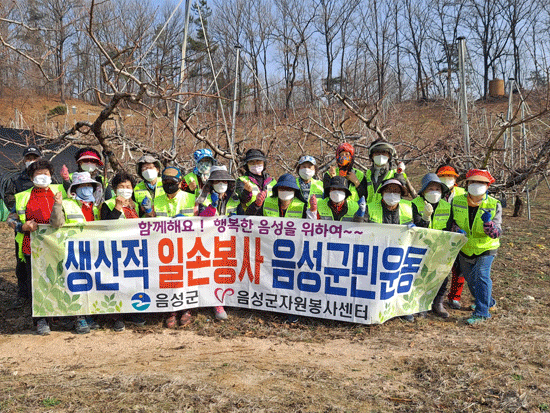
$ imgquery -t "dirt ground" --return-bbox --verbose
[1,193,550,413]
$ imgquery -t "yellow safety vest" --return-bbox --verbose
[324,168,364,201]
[238,175,277,208]
[452,194,500,256]
[154,191,196,217]
[412,197,451,230]
[61,198,99,223]
[262,196,305,218]
[317,198,359,221]
[134,179,164,205]
[367,199,413,225]
[201,193,240,216]
[103,198,138,219]
[365,169,408,204]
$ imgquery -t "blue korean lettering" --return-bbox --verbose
[123,269,150,289]
[94,241,112,269]
[350,244,376,300]
[95,271,119,290]
[272,239,296,290]
[380,247,404,299]
[65,240,78,270]
[297,272,321,292]
[324,243,350,296]
[67,271,93,292]
[297,241,322,271]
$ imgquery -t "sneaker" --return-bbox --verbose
[214,306,228,321]
[113,319,125,332]
[36,318,51,335]
[467,315,488,325]
[402,314,415,322]
[126,315,146,326]
[470,304,496,311]
[179,311,193,327]
[165,313,177,329]
[448,300,461,310]
[75,317,90,334]
[85,316,100,330]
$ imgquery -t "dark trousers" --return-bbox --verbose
[15,241,32,300]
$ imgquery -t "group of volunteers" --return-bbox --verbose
[4,139,502,335]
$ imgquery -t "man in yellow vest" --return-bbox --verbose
[144,167,196,218]
[450,169,501,325]
[412,173,452,318]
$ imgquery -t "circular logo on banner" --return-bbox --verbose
[131,293,151,311]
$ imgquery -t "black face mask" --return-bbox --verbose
[163,181,180,195]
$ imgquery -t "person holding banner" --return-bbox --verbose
[436,164,467,310]
[50,171,103,334]
[133,155,165,217]
[295,155,324,204]
[246,173,311,219]
[235,149,276,215]
[450,169,502,325]
[412,173,452,318]
[7,159,65,335]
[317,176,359,221]
[183,149,216,197]
[196,165,239,217]
[324,142,363,201]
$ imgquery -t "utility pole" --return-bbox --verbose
[229,45,242,174]
[457,37,471,168]
[171,0,192,158]
[505,78,515,168]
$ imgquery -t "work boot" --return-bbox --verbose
[432,296,449,318]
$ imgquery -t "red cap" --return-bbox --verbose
[336,142,354,158]
[465,169,495,185]
[77,150,104,166]
[436,165,459,178]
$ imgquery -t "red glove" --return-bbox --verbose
[255,190,267,206]
[309,194,317,212]
[61,164,70,181]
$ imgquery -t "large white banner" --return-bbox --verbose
[31,216,466,324]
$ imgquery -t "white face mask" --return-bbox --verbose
[299,168,315,180]
[81,163,97,173]
[33,174,52,188]
[440,177,455,188]
[373,155,389,167]
[468,183,487,197]
[329,190,346,203]
[213,182,228,194]
[116,188,133,200]
[142,168,158,182]
[249,164,264,175]
[424,190,442,204]
[383,192,400,206]
[278,190,294,201]
[25,161,35,169]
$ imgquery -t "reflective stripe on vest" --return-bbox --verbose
[367,200,412,224]
[262,196,304,218]
[134,179,164,205]
[62,199,98,223]
[317,198,359,221]
[154,191,196,217]
[239,175,276,208]
[452,194,500,255]
[15,184,65,223]
[412,197,451,230]
[365,169,408,204]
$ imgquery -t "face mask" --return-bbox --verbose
[299,168,315,180]
[337,153,352,167]
[25,161,36,169]
[468,183,487,197]
[329,190,346,203]
[163,182,180,195]
[33,174,51,188]
[197,161,212,175]
[278,190,294,201]
[383,192,400,206]
[213,182,228,194]
[373,155,389,167]
[116,188,133,200]
[440,177,455,188]
[75,186,95,202]
[249,164,264,175]
[424,190,442,204]
[81,163,97,173]
[142,169,158,182]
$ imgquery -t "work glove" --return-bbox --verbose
[407,223,416,229]
[481,209,492,223]
[396,162,406,174]
[309,194,317,212]
[357,196,366,218]
[210,191,219,208]
[141,197,153,214]
[61,165,70,181]
[421,201,434,221]
[255,190,267,206]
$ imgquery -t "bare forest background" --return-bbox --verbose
[2,0,550,204]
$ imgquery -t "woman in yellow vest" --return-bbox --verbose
[317,176,359,221]
[360,178,412,225]
[101,170,139,220]
[436,164,467,309]
[133,155,164,217]
[412,173,452,318]
[295,155,324,204]
[246,173,311,219]
[235,149,276,215]
[195,165,238,217]
[450,169,501,325]
[7,159,65,335]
